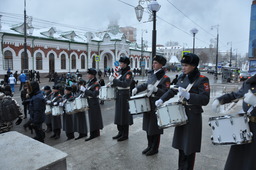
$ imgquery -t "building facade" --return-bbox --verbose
[0,22,151,76]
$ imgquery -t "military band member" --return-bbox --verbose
[155,53,210,169]
[73,81,88,140]
[43,86,52,133]
[83,68,103,141]
[48,85,62,139]
[212,74,256,170]
[132,55,171,156]
[111,56,133,141]
[61,86,75,140]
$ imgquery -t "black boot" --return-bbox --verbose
[75,133,87,140]
[142,135,153,154]
[66,133,75,140]
[113,125,122,139]
[146,134,160,156]
[85,130,100,141]
[45,124,52,133]
[54,129,61,139]
[117,125,129,142]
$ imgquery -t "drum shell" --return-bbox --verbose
[45,105,52,115]
[129,97,151,114]
[75,97,89,112]
[156,102,187,129]
[99,86,116,100]
[209,113,253,145]
[52,106,64,116]
[65,101,76,114]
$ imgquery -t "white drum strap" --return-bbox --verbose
[179,82,195,102]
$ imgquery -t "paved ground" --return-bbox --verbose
[8,72,245,170]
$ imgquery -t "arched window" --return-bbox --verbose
[147,58,150,69]
[92,56,96,68]
[61,54,66,69]
[81,55,85,69]
[135,58,138,68]
[21,51,29,70]
[36,52,43,70]
[4,50,13,70]
[71,54,76,69]
[130,58,133,68]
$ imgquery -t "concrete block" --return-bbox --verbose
[0,131,67,170]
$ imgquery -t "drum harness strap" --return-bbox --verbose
[148,78,163,97]
[179,81,196,106]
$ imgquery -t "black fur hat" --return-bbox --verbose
[87,68,97,75]
[153,55,167,66]
[65,86,72,91]
[119,56,130,65]
[181,53,199,66]
[44,86,51,90]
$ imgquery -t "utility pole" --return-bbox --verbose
[24,0,27,71]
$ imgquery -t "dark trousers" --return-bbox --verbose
[53,129,61,136]
[23,104,28,118]
[33,123,45,143]
[178,150,196,170]
[117,125,129,137]
[19,82,25,91]
[147,134,160,151]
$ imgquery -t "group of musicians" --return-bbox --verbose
[23,52,255,170]
[44,68,103,142]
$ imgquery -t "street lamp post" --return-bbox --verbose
[227,42,232,67]
[211,25,219,82]
[141,29,147,77]
[135,0,160,69]
[190,28,198,54]
[24,0,27,71]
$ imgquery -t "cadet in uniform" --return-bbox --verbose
[83,68,103,141]
[61,86,75,140]
[48,85,62,139]
[43,86,52,133]
[212,74,256,170]
[132,55,171,156]
[155,53,210,169]
[73,81,88,140]
[111,56,133,141]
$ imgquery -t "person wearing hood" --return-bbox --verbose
[132,55,171,156]
[155,53,210,169]
[212,73,256,170]
[83,68,103,141]
[27,81,46,142]
[110,56,133,142]
[8,74,16,93]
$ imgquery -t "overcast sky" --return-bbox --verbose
[0,0,253,56]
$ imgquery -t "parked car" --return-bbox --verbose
[239,71,251,81]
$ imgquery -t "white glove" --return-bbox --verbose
[178,87,190,100]
[147,84,158,97]
[132,88,137,96]
[109,75,114,82]
[244,90,256,107]
[155,99,163,107]
[80,86,86,92]
[59,102,64,107]
[53,102,58,106]
[212,99,220,113]
[46,100,51,104]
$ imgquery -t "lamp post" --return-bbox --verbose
[24,0,28,71]
[135,0,160,69]
[141,29,147,77]
[211,25,219,82]
[190,28,198,53]
[227,42,232,67]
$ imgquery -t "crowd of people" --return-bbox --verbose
[1,53,256,169]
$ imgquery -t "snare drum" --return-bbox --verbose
[209,113,253,145]
[129,93,151,114]
[52,106,64,116]
[75,97,89,112]
[156,102,187,129]
[99,86,116,100]
[45,105,52,115]
[65,101,76,114]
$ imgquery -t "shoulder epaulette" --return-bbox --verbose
[164,75,169,78]
[200,75,206,78]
